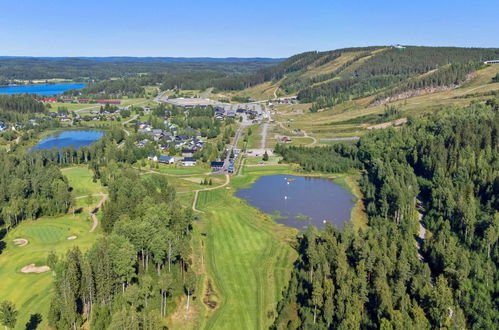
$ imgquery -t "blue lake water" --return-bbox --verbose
[236,174,355,230]
[32,130,103,151]
[0,83,86,95]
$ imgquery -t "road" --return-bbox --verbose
[260,123,269,149]
[221,119,248,173]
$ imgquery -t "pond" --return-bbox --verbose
[32,130,104,151]
[0,83,86,95]
[236,174,355,230]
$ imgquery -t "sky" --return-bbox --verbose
[1,0,497,58]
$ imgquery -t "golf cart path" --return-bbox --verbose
[192,174,230,213]
[89,192,108,232]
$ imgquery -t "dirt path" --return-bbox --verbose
[260,123,269,149]
[416,202,426,261]
[89,192,108,232]
[278,121,317,146]
[192,174,230,213]
[75,193,106,200]
[303,130,317,146]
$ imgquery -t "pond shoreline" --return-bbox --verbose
[235,174,356,231]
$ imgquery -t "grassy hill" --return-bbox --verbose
[224,46,499,144]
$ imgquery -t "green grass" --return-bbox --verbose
[0,213,101,330]
[198,183,297,330]
[62,166,106,197]
[0,167,105,330]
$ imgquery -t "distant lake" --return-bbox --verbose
[236,174,355,230]
[0,83,86,95]
[32,130,103,151]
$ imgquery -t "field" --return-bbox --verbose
[167,162,366,329]
[0,167,105,330]
[188,175,297,330]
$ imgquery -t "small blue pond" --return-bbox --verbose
[32,130,103,151]
[236,174,355,230]
[0,83,86,95]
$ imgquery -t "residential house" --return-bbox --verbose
[211,161,224,172]
[182,157,197,166]
[159,155,175,164]
[182,149,196,157]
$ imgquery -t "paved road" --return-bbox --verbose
[260,123,269,149]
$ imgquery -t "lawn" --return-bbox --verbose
[196,185,297,330]
[0,168,105,330]
[62,166,107,197]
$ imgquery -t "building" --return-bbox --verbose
[182,148,196,157]
[211,161,224,172]
[182,157,197,166]
[147,155,158,162]
[159,155,175,164]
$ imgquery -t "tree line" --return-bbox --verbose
[273,102,498,329]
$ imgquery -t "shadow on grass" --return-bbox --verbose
[25,313,42,330]
[0,228,6,255]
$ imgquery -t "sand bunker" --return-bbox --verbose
[67,235,78,240]
[21,264,50,273]
[13,238,28,246]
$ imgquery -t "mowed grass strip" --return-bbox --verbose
[62,166,106,197]
[199,188,296,330]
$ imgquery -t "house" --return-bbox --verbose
[176,134,190,141]
[147,155,158,162]
[281,136,292,143]
[182,157,197,166]
[159,155,175,164]
[226,108,237,118]
[211,161,224,172]
[41,98,57,103]
[60,117,72,122]
[182,149,196,157]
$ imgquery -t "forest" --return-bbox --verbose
[48,168,194,329]
[296,47,499,110]
[0,57,280,82]
[273,102,498,329]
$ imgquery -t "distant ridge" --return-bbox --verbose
[0,56,283,63]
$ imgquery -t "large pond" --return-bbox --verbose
[32,130,104,151]
[236,174,355,230]
[0,83,86,95]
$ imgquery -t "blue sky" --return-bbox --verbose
[1,0,497,57]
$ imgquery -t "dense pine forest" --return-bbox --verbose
[274,102,498,329]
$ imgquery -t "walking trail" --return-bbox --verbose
[87,192,108,232]
[191,174,230,213]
